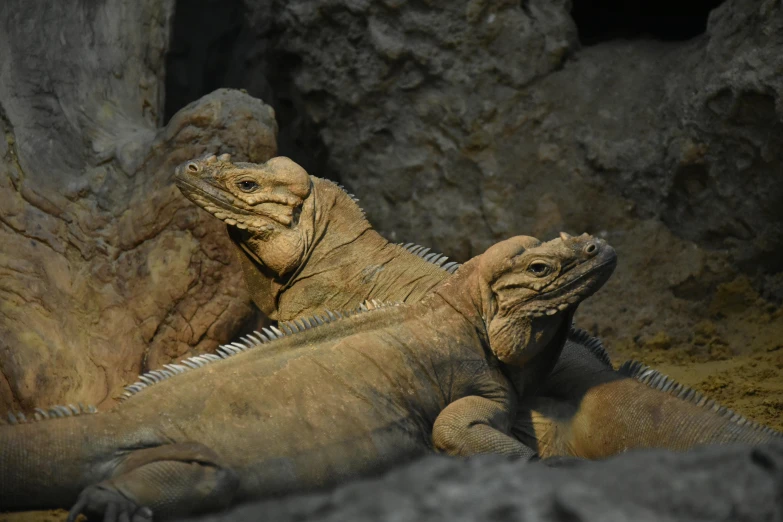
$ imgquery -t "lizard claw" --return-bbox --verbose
[67,484,153,522]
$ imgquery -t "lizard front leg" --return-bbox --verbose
[67,443,238,521]
[432,395,537,459]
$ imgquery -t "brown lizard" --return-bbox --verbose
[174,154,782,458]
[1,232,615,520]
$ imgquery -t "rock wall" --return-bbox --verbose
[0,1,276,412]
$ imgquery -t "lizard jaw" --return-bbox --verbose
[523,257,616,318]
[489,308,574,367]
[186,191,275,234]
[176,177,291,235]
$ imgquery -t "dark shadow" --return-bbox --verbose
[163,0,336,180]
[571,0,727,45]
[164,0,244,122]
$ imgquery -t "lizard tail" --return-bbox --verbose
[617,360,782,442]
[566,372,780,458]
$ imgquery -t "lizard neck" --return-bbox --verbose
[277,179,451,320]
[425,259,490,345]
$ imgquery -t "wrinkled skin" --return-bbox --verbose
[480,233,611,367]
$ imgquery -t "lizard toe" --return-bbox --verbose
[67,484,151,522]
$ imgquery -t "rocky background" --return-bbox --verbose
[1,0,782,519]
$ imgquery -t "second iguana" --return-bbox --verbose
[174,154,782,458]
[1,233,615,520]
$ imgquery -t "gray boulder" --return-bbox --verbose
[192,442,783,522]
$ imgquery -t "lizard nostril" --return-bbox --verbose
[187,163,199,173]
[584,243,598,256]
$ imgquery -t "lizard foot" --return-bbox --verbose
[67,484,153,522]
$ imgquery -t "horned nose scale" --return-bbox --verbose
[559,231,572,241]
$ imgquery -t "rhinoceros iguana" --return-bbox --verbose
[174,154,782,458]
[1,232,616,521]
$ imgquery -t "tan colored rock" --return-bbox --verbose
[0,1,277,413]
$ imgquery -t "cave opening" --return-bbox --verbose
[571,0,727,46]
[163,0,243,122]
[163,0,335,180]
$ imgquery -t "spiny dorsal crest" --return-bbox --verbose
[322,178,456,274]
[398,242,460,274]
[3,403,97,426]
[568,327,613,368]
[323,178,367,218]
[619,360,782,438]
[118,299,402,403]
[337,183,361,205]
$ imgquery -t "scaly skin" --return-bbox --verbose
[175,154,783,457]
[511,344,782,458]
[0,233,616,520]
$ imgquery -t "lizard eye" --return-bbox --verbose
[527,261,551,277]
[237,180,259,192]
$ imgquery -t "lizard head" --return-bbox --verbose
[174,154,313,277]
[478,232,616,366]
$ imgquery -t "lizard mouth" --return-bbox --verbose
[521,249,617,319]
[175,176,291,233]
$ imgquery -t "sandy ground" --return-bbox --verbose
[0,512,66,522]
